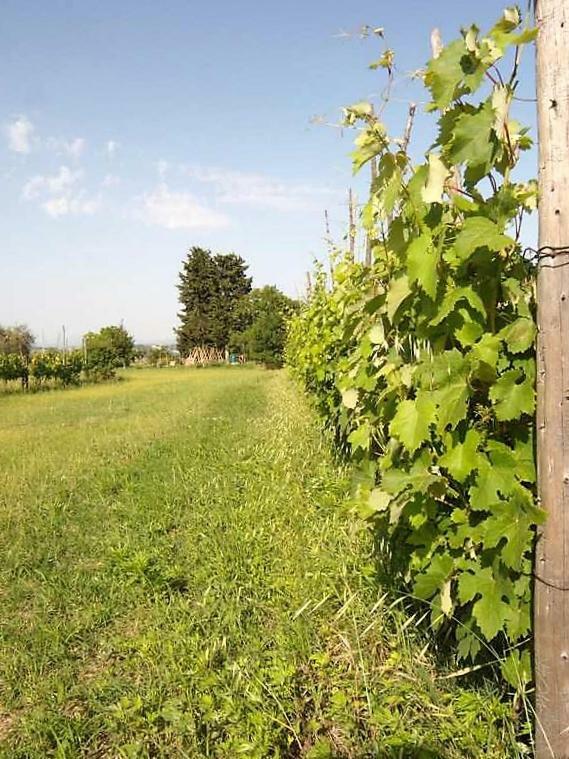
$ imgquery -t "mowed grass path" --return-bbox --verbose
[0,368,519,758]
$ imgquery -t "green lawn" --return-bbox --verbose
[0,368,521,757]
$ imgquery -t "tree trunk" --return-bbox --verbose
[535,0,569,755]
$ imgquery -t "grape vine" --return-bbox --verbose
[287,8,538,685]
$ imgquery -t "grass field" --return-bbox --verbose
[0,367,522,757]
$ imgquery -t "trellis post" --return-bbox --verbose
[534,0,569,755]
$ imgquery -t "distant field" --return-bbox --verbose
[0,368,520,757]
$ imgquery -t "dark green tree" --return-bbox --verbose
[229,286,298,367]
[211,253,252,346]
[175,248,251,355]
[175,248,218,355]
[0,324,35,358]
[84,324,135,374]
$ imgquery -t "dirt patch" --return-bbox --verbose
[0,711,17,742]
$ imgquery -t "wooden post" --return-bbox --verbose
[535,1,569,755]
[348,188,356,259]
[365,160,377,266]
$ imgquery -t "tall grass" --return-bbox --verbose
[0,368,523,757]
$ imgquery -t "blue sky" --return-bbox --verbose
[1,0,537,345]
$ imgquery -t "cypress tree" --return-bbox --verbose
[175,248,251,356]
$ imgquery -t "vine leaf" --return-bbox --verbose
[469,459,501,511]
[481,496,543,570]
[433,381,469,432]
[450,216,512,264]
[501,649,532,690]
[422,153,449,204]
[425,39,484,111]
[369,323,385,345]
[390,392,436,453]
[341,388,358,409]
[439,429,482,482]
[386,275,411,322]
[469,333,501,379]
[458,567,509,641]
[455,312,484,347]
[407,232,438,299]
[449,101,496,182]
[382,451,444,496]
[431,286,486,326]
[348,421,371,451]
[499,317,536,354]
[489,368,535,420]
[414,553,454,599]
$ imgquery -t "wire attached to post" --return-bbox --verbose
[523,244,569,264]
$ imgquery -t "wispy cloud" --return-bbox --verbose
[42,193,100,218]
[22,165,82,199]
[138,182,228,230]
[184,166,337,212]
[6,115,34,154]
[22,165,100,218]
[101,173,120,187]
[157,160,169,179]
[106,140,119,157]
[63,137,86,159]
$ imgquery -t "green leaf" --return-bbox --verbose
[356,488,391,520]
[390,392,437,454]
[513,435,536,484]
[499,318,536,354]
[501,649,532,691]
[450,216,512,264]
[469,333,501,377]
[414,349,467,390]
[449,101,497,182]
[346,101,373,118]
[457,566,509,641]
[486,10,537,59]
[454,311,484,347]
[414,553,454,600]
[369,488,391,511]
[341,388,358,409]
[421,153,449,204]
[473,586,509,641]
[382,452,444,496]
[468,459,501,511]
[348,421,371,451]
[369,323,385,345]
[386,275,411,322]
[369,49,394,70]
[481,496,542,570]
[433,381,469,432]
[489,368,535,420]
[425,39,484,110]
[407,232,438,300]
[439,429,482,482]
[431,286,486,326]
[351,124,388,173]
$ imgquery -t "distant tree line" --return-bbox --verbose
[0,323,135,391]
[176,247,297,366]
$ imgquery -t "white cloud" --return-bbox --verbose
[157,160,168,179]
[102,173,120,187]
[65,137,85,159]
[22,165,82,200]
[139,182,228,230]
[106,140,119,157]
[6,115,34,154]
[184,166,337,212]
[42,193,100,218]
[45,136,86,159]
[22,165,99,218]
